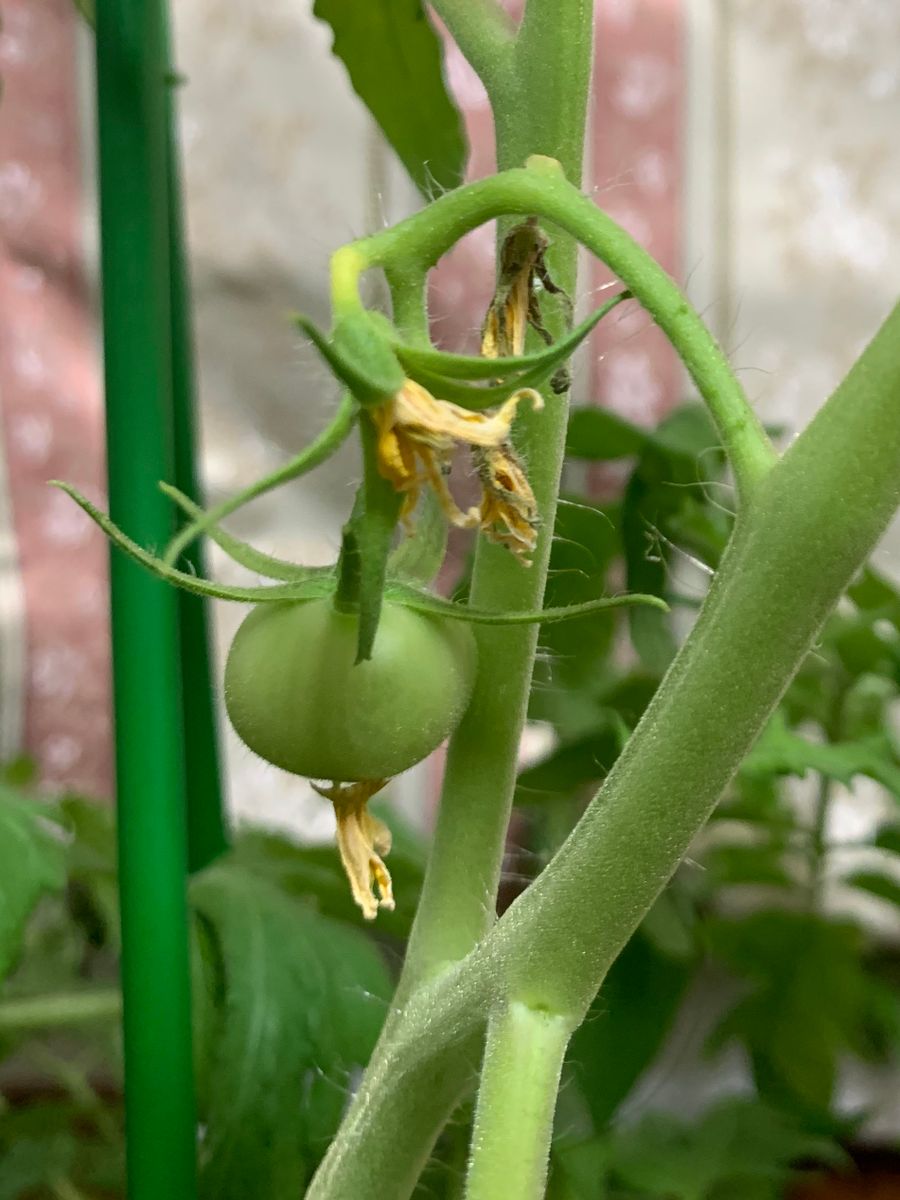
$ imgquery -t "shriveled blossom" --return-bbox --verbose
[372,378,542,563]
[311,778,393,920]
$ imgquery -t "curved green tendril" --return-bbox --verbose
[56,483,665,627]
[54,483,334,604]
[395,290,629,389]
[162,392,357,568]
[387,582,668,625]
[160,485,316,582]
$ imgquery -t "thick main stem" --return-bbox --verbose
[308,299,900,1198]
[400,0,594,994]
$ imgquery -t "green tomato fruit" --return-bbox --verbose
[224,597,477,781]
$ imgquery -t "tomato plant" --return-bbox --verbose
[224,597,476,782]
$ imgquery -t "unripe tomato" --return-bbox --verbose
[224,597,477,781]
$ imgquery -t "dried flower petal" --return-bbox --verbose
[474,441,541,563]
[311,778,394,920]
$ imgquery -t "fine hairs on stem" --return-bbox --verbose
[301,3,900,1197]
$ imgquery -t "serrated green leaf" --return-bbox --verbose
[190,863,391,1196]
[312,0,465,198]
[621,405,724,672]
[605,1100,844,1200]
[387,488,447,587]
[843,869,900,910]
[874,823,900,855]
[707,912,892,1113]
[0,786,67,982]
[567,930,694,1130]
[566,407,649,460]
[742,711,900,800]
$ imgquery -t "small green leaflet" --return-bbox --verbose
[601,1099,844,1200]
[0,785,68,982]
[707,911,895,1113]
[312,0,466,199]
[54,482,335,603]
[742,710,900,800]
[191,864,391,1198]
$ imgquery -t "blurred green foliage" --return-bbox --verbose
[1,400,899,1197]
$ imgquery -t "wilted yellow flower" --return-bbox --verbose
[372,378,542,562]
[311,778,393,920]
[474,442,541,559]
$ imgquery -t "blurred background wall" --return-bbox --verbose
[1,0,899,831]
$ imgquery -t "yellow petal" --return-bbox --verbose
[311,779,394,920]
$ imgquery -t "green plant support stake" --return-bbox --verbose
[164,36,229,873]
[95,2,198,1197]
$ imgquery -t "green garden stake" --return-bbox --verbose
[164,36,229,873]
[95,1,198,1195]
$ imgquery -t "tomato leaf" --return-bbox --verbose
[567,930,695,1130]
[191,864,391,1197]
[602,1099,845,1200]
[742,710,900,800]
[312,0,465,198]
[707,912,894,1113]
[621,405,724,672]
[387,489,448,587]
[843,869,900,911]
[0,784,67,982]
[565,407,649,461]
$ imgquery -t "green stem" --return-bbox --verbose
[465,1003,573,1200]
[162,393,356,567]
[336,166,775,501]
[398,5,593,994]
[0,989,122,1032]
[485,298,900,1014]
[428,0,516,94]
[308,299,900,1198]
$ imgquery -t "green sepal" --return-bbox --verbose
[342,416,404,662]
[394,291,629,393]
[162,392,356,567]
[386,581,668,625]
[386,489,448,587]
[296,311,405,407]
[54,482,335,604]
[161,484,316,583]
